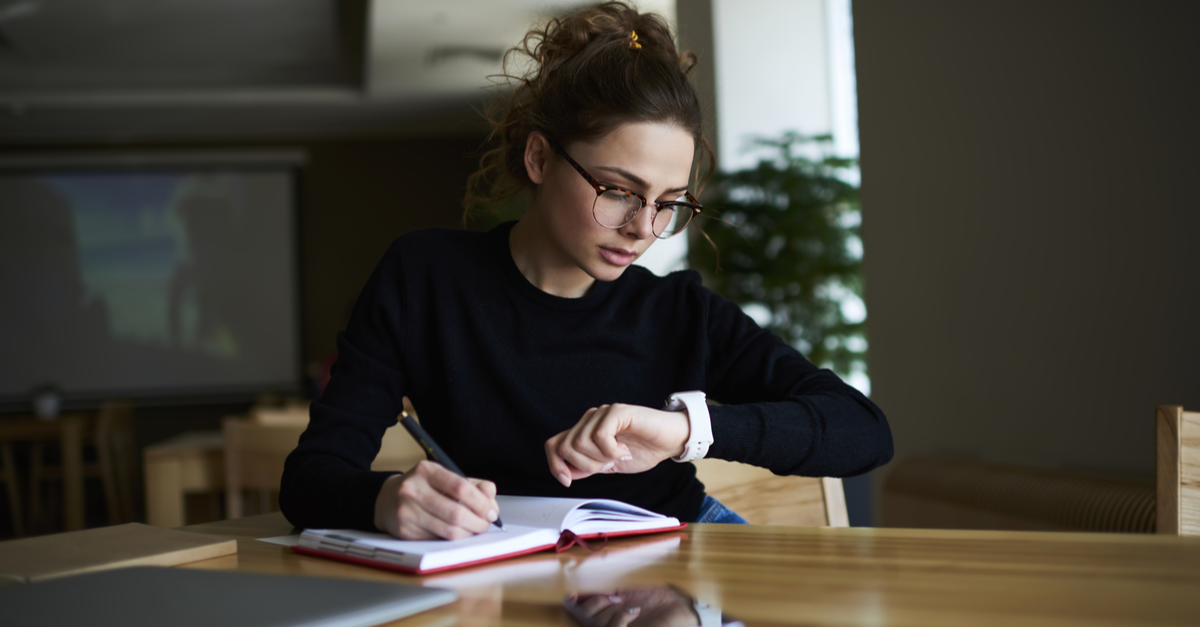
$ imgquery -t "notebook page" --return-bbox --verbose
[494,496,598,529]
[300,526,559,571]
[495,496,677,533]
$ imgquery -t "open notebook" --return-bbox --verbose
[294,495,686,574]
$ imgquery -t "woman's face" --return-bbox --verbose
[529,121,696,285]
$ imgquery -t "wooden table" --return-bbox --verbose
[0,414,89,531]
[181,513,1200,626]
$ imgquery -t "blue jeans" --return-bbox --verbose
[695,495,749,524]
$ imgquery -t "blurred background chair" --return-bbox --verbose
[145,399,429,526]
[222,414,307,519]
[222,400,426,519]
[0,435,24,537]
[693,459,848,527]
[1157,405,1199,536]
[94,401,137,525]
[27,401,136,533]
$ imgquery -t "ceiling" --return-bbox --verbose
[0,0,670,144]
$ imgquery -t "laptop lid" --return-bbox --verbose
[0,566,457,627]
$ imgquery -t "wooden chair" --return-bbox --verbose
[693,459,848,526]
[1156,405,1200,535]
[93,401,137,525]
[28,400,136,532]
[222,403,426,519]
[0,437,24,536]
[222,416,306,519]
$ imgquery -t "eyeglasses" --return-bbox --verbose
[550,141,702,239]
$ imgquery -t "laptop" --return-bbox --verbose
[0,566,457,627]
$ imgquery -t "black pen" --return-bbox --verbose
[398,411,505,531]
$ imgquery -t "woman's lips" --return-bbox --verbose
[599,246,637,266]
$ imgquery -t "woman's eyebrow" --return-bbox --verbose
[594,165,689,195]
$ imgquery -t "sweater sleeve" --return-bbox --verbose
[699,283,893,477]
[279,239,410,531]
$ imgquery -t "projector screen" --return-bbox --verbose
[0,164,300,405]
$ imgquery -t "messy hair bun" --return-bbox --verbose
[465,1,714,214]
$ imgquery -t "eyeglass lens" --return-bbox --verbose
[593,190,692,238]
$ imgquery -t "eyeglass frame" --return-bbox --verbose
[549,140,702,239]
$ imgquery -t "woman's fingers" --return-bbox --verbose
[376,460,498,539]
[544,401,691,488]
[545,405,640,486]
[579,594,620,615]
[404,500,481,540]
[417,461,499,529]
[570,405,632,462]
[587,407,635,461]
[570,405,636,462]
[591,602,641,627]
[574,595,641,627]
[545,432,577,487]
[469,477,498,500]
[565,405,609,462]
[559,409,618,473]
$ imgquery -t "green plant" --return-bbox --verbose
[689,132,867,381]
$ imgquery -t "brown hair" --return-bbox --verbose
[464,1,715,217]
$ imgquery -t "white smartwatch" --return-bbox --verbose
[693,600,724,627]
[664,390,713,463]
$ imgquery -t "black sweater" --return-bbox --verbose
[280,222,892,529]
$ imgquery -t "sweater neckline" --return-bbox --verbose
[491,221,618,311]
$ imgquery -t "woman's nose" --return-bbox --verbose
[621,202,657,239]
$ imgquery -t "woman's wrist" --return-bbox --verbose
[661,409,691,459]
[373,473,405,532]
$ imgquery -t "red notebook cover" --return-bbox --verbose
[291,522,687,576]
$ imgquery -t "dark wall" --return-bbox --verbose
[853,0,1200,504]
[298,138,485,363]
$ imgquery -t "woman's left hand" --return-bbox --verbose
[544,403,690,487]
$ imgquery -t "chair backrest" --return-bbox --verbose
[222,417,307,519]
[221,412,427,519]
[94,400,136,525]
[370,398,440,471]
[692,459,848,527]
[1156,405,1200,535]
[371,424,427,471]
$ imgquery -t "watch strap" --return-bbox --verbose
[665,390,712,463]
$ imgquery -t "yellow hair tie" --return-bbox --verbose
[629,30,641,49]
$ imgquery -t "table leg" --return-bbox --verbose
[60,415,85,530]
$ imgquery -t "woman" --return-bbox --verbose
[280,1,892,540]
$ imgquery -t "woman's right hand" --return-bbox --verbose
[373,460,500,540]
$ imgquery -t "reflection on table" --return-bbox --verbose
[181,512,1200,626]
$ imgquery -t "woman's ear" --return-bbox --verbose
[524,131,551,185]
